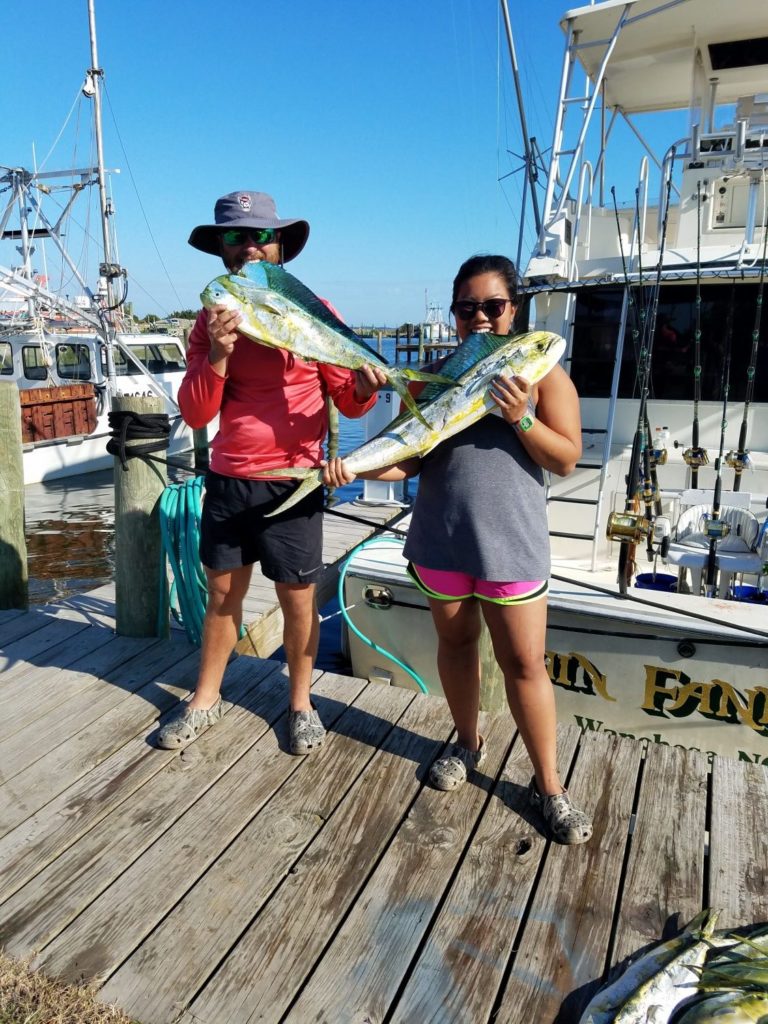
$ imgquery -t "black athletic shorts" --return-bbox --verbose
[199,471,324,583]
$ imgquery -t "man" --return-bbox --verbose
[157,191,385,753]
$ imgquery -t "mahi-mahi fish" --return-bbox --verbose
[259,329,566,517]
[200,261,456,429]
[579,909,726,1024]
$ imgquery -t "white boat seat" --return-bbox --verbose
[663,504,763,595]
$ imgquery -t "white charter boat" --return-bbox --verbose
[342,0,768,764]
[0,1,192,485]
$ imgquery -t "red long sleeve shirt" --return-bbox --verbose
[179,309,376,479]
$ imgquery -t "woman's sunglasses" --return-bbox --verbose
[221,227,279,247]
[452,298,513,321]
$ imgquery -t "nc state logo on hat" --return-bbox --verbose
[238,194,252,211]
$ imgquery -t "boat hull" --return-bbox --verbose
[341,540,768,765]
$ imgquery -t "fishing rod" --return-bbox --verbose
[610,186,664,574]
[726,211,768,490]
[606,151,676,593]
[704,284,736,598]
[682,182,709,487]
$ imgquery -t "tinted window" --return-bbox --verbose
[22,345,49,381]
[0,342,13,375]
[568,284,768,402]
[56,343,92,381]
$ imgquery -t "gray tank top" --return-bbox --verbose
[403,408,550,581]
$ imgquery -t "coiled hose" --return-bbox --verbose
[159,475,208,644]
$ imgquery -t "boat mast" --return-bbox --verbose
[85,0,119,387]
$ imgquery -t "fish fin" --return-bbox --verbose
[248,262,387,365]
[264,472,324,517]
[386,374,436,430]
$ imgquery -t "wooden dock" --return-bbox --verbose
[1,599,767,1023]
[394,340,458,363]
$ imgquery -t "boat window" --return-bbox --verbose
[569,284,768,403]
[56,343,93,381]
[22,345,50,381]
[0,342,13,375]
[111,342,186,375]
[708,37,768,71]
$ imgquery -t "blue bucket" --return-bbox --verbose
[635,572,677,592]
[731,584,766,603]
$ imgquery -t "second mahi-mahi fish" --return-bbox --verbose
[200,261,456,429]
[260,328,565,517]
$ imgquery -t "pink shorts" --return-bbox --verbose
[408,562,547,605]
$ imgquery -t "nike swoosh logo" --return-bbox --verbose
[297,565,322,577]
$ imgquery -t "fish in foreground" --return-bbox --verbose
[260,329,565,517]
[674,990,768,1022]
[579,909,723,1024]
[200,261,455,429]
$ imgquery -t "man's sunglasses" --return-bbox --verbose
[221,227,279,246]
[452,299,513,321]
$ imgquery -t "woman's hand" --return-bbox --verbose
[490,374,532,426]
[321,457,357,488]
[353,365,388,402]
[207,305,242,364]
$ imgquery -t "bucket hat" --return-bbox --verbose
[188,191,309,262]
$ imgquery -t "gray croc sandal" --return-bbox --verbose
[528,778,593,845]
[429,737,487,791]
[156,698,223,749]
[288,707,326,755]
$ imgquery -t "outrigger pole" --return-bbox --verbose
[606,151,676,594]
[727,219,768,490]
[704,285,736,597]
[499,0,542,239]
[84,0,126,390]
[683,183,709,487]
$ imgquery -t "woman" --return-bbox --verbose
[325,254,592,844]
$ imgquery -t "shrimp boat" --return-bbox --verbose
[0,2,192,485]
[341,0,768,764]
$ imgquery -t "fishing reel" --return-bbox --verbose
[606,510,651,544]
[725,449,750,475]
[681,445,709,469]
[649,445,668,468]
[702,515,731,540]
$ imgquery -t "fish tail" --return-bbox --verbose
[263,472,324,518]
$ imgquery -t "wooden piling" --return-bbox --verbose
[0,384,28,609]
[112,395,168,637]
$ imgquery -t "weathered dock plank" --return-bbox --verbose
[1,601,766,1023]
[493,732,638,1023]
[0,658,286,956]
[101,680,418,1023]
[709,757,768,928]
[0,633,164,741]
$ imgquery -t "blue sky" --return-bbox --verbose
[2,0,673,326]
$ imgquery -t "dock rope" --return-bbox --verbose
[107,410,171,470]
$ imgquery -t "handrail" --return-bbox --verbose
[568,161,594,280]
[628,156,649,266]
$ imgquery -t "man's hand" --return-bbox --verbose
[353,365,388,402]
[207,305,242,365]
[321,458,357,488]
